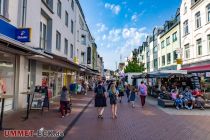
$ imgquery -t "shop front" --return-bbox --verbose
[0,51,16,111]
[181,64,210,92]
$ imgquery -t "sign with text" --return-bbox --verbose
[176,59,183,64]
[16,28,31,42]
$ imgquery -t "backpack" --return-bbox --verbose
[139,85,146,95]
[96,86,104,97]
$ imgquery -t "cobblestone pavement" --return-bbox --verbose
[0,92,94,140]
[63,96,210,140]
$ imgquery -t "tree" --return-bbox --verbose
[124,50,145,73]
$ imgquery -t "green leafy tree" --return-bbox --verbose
[124,50,145,73]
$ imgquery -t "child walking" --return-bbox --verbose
[130,86,136,108]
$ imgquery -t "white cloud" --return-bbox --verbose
[102,34,106,40]
[131,14,138,22]
[107,29,122,42]
[105,3,121,15]
[96,23,108,32]
[131,10,146,22]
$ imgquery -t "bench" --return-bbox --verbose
[158,97,210,108]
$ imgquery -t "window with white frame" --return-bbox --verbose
[183,20,189,35]
[167,53,171,64]
[39,22,47,50]
[184,3,187,14]
[184,44,190,59]
[166,36,170,46]
[65,11,68,27]
[71,20,73,34]
[207,4,210,22]
[57,0,61,18]
[71,0,74,11]
[56,31,61,50]
[0,0,9,18]
[161,40,165,48]
[162,55,165,66]
[195,11,201,29]
[21,0,27,27]
[208,35,210,53]
[196,38,202,55]
[172,32,177,42]
[173,50,177,62]
[81,52,85,64]
[81,35,86,45]
[70,44,74,58]
[64,38,68,55]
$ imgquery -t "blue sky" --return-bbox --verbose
[79,0,181,70]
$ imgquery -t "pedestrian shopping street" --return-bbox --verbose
[1,91,210,140]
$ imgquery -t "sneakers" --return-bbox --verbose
[176,106,180,110]
[65,113,70,117]
[61,116,64,118]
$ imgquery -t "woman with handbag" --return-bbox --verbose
[109,83,119,119]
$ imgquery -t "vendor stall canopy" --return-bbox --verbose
[132,70,188,79]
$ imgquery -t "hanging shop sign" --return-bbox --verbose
[16,28,31,42]
[176,59,183,64]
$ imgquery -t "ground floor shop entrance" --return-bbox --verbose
[0,51,16,111]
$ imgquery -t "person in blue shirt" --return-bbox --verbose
[182,87,195,110]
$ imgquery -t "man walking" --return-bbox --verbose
[138,81,147,108]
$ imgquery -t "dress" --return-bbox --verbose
[129,91,136,101]
[95,85,107,107]
[109,90,118,105]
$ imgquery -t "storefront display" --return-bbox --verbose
[0,51,15,111]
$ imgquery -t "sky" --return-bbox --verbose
[79,0,182,70]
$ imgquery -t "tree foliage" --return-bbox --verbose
[124,50,145,73]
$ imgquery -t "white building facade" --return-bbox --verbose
[180,0,210,72]
[0,0,102,111]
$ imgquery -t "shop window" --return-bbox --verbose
[57,0,61,18]
[195,11,201,29]
[65,11,68,27]
[167,53,171,64]
[196,38,202,55]
[56,31,61,51]
[162,55,165,66]
[185,44,190,59]
[64,38,68,55]
[39,22,47,50]
[172,32,177,42]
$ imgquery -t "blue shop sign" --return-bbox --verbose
[16,28,31,42]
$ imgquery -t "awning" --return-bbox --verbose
[181,64,210,72]
[0,33,52,58]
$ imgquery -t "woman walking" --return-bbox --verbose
[94,81,107,119]
[138,81,147,108]
[125,84,131,102]
[109,83,119,119]
[118,81,125,103]
[60,86,71,118]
